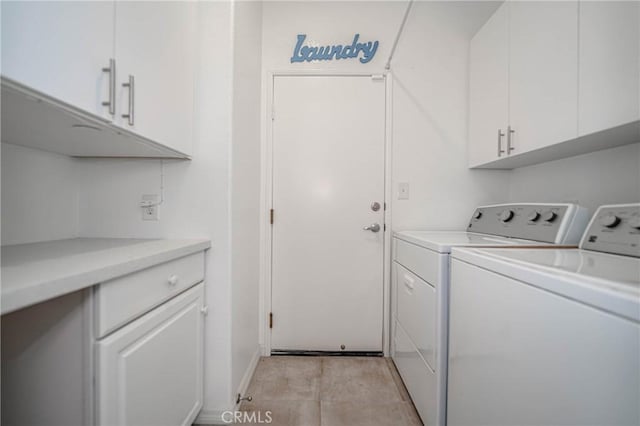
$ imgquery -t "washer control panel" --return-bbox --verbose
[467,203,589,244]
[580,204,640,257]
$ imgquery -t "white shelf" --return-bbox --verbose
[1,238,210,315]
[1,77,191,159]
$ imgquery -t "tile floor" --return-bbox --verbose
[236,356,423,426]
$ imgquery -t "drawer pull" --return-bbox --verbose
[403,274,415,290]
[168,275,179,286]
[200,306,209,316]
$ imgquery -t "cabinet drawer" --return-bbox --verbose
[396,264,437,370]
[394,238,444,287]
[95,252,205,338]
[393,320,437,426]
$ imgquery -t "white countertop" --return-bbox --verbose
[1,238,211,315]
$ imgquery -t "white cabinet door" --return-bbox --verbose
[1,1,115,119]
[508,1,579,154]
[579,1,640,136]
[468,3,509,168]
[114,2,196,156]
[97,283,204,426]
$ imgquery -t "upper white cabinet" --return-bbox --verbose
[1,1,196,158]
[114,2,196,156]
[578,1,639,136]
[468,3,509,168]
[508,1,578,155]
[469,1,640,169]
[1,1,115,120]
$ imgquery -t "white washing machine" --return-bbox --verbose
[447,203,640,426]
[391,203,590,426]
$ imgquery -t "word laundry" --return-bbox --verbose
[290,34,379,64]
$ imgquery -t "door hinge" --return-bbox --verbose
[269,312,273,329]
[384,223,387,232]
[270,209,274,225]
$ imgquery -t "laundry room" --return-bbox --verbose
[1,1,638,426]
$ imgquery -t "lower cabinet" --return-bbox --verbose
[0,246,208,426]
[96,283,205,426]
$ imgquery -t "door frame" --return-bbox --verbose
[260,71,393,356]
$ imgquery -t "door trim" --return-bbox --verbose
[260,71,393,356]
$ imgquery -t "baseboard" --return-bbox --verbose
[193,408,228,425]
[234,347,261,408]
[194,347,261,425]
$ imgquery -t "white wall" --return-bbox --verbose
[1,143,79,245]
[230,0,263,404]
[259,1,510,353]
[508,143,640,213]
[259,0,408,353]
[261,1,508,234]
[390,1,508,230]
[261,1,403,72]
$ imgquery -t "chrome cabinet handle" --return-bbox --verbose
[101,58,115,115]
[507,125,515,153]
[363,223,381,233]
[122,75,135,126]
[497,128,505,157]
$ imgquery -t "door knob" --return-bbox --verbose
[363,223,381,233]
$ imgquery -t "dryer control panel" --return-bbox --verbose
[467,203,590,245]
[580,203,640,257]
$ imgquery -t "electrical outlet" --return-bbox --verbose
[141,194,159,221]
[398,182,410,200]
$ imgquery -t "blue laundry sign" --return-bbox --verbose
[290,34,379,64]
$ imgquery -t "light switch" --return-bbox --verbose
[398,182,409,200]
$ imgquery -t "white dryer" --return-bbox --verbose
[391,203,590,426]
[447,203,640,426]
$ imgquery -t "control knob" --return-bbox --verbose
[600,214,621,228]
[542,211,557,223]
[473,210,482,220]
[527,211,540,222]
[499,209,515,223]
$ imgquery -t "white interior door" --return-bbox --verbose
[270,75,386,352]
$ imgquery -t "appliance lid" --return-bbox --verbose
[452,246,640,322]
[393,231,555,253]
